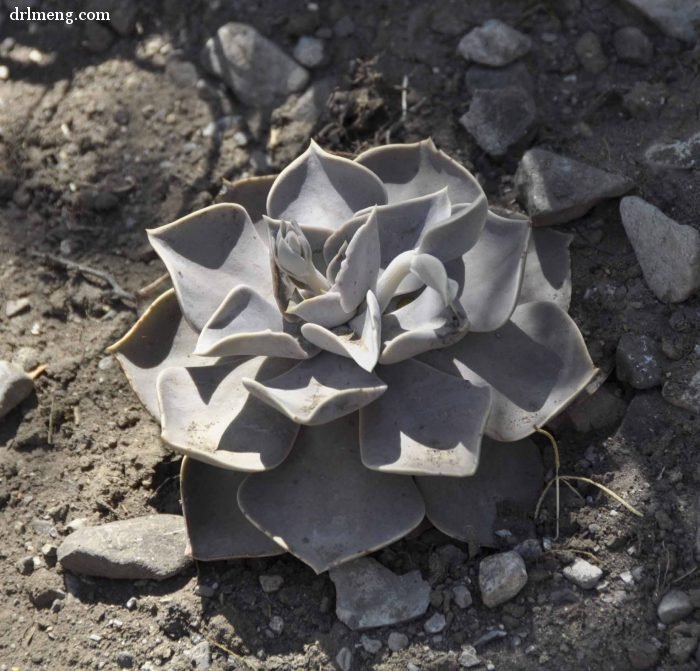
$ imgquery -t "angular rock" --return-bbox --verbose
[616,334,664,389]
[478,551,528,608]
[259,574,284,593]
[644,131,700,170]
[657,590,693,624]
[57,514,191,581]
[613,27,653,65]
[627,640,660,670]
[575,32,608,74]
[459,646,481,668]
[329,557,430,630]
[662,360,700,414]
[25,569,66,609]
[0,361,34,419]
[460,86,536,158]
[360,635,382,654]
[669,631,698,663]
[200,22,309,108]
[336,647,352,671]
[622,82,667,120]
[562,558,603,589]
[623,0,700,42]
[452,584,473,609]
[516,148,633,225]
[457,19,532,67]
[5,298,30,317]
[293,36,325,68]
[620,196,700,303]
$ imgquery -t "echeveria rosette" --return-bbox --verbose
[108,140,596,573]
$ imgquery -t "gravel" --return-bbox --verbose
[613,26,653,64]
[616,334,664,389]
[562,558,603,590]
[457,19,532,67]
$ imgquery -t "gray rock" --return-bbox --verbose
[259,574,284,593]
[25,569,66,609]
[201,22,309,108]
[662,361,700,414]
[189,640,211,670]
[269,615,284,634]
[644,131,700,170]
[5,298,30,317]
[12,346,40,372]
[620,196,700,303]
[457,19,532,67]
[616,334,664,389]
[116,651,134,669]
[562,558,603,589]
[329,557,430,630]
[0,361,34,419]
[86,0,137,36]
[623,0,700,42]
[336,647,352,671]
[627,640,660,670]
[360,634,382,654]
[613,27,653,65]
[478,551,528,608]
[464,62,534,95]
[657,590,693,624]
[452,584,473,609]
[460,86,536,158]
[459,646,480,668]
[516,148,633,226]
[0,174,18,201]
[165,59,199,89]
[293,36,325,68]
[57,514,191,580]
[424,612,447,634]
[574,31,608,74]
[387,632,409,652]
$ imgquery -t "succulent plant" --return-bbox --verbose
[109,140,596,573]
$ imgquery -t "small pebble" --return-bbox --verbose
[259,574,284,593]
[563,558,603,590]
[459,645,480,668]
[336,647,352,671]
[387,631,409,652]
[5,298,30,317]
[452,584,473,609]
[360,635,382,654]
[657,590,693,624]
[424,612,447,634]
[269,615,284,634]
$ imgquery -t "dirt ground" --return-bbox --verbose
[1,1,699,670]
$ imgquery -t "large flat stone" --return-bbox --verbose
[200,22,309,109]
[623,0,700,42]
[516,148,633,226]
[620,196,700,303]
[58,514,191,581]
[329,557,430,630]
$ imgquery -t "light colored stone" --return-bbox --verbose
[452,584,473,609]
[5,298,30,317]
[259,574,284,593]
[620,196,700,303]
[57,514,191,580]
[460,86,536,158]
[360,634,382,654]
[336,647,352,671]
[563,558,603,589]
[623,0,700,42]
[329,557,430,631]
[516,148,633,226]
[657,590,693,624]
[644,131,700,170]
[0,361,34,419]
[478,551,528,608]
[457,19,532,67]
[387,632,409,652]
[424,612,446,634]
[293,36,325,68]
[459,646,480,668]
[200,22,309,108]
